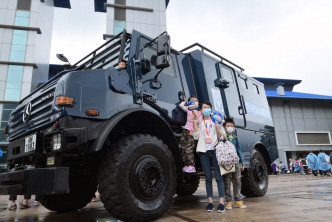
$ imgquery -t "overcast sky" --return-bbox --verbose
[50,0,332,96]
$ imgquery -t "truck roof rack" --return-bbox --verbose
[72,29,131,71]
[180,43,245,72]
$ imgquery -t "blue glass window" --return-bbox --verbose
[12,32,28,45]
[16,11,30,17]
[5,82,21,89]
[4,89,21,101]
[7,70,23,82]
[113,20,126,35]
[9,51,25,62]
[11,45,26,52]
[4,66,23,101]
[8,65,24,71]
[14,11,30,27]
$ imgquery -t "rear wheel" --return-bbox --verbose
[98,134,176,221]
[176,174,200,196]
[39,177,97,212]
[241,149,268,197]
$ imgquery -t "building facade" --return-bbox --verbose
[0,0,72,171]
[103,0,169,40]
[255,77,332,166]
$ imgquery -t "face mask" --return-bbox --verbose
[226,127,234,133]
[194,102,199,108]
[202,108,211,117]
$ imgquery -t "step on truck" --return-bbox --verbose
[0,30,278,221]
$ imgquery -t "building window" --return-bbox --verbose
[295,132,332,145]
[143,47,176,77]
[17,0,31,11]
[253,83,260,94]
[0,103,17,142]
[4,66,24,101]
[113,20,126,35]
[14,11,30,27]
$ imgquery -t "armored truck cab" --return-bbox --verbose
[0,30,277,221]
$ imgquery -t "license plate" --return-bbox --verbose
[25,134,36,152]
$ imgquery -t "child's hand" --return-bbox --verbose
[215,122,220,131]
[188,104,195,110]
[241,164,244,171]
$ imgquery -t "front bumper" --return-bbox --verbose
[0,167,69,195]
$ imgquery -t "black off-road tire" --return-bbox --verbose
[241,149,269,197]
[98,134,176,222]
[39,178,97,212]
[176,174,200,196]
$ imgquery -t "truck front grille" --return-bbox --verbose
[8,82,58,141]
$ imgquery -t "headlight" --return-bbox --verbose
[52,133,62,150]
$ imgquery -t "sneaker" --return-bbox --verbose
[206,203,214,212]
[225,202,232,210]
[182,166,189,172]
[20,202,30,209]
[91,198,96,202]
[234,201,246,209]
[217,203,225,213]
[9,203,17,210]
[186,166,196,173]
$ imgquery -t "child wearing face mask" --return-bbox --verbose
[193,101,226,213]
[179,96,203,173]
[222,118,246,210]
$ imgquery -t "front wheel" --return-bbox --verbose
[98,134,176,222]
[39,178,97,212]
[241,149,269,197]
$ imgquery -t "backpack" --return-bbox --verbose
[301,159,307,166]
[215,141,239,166]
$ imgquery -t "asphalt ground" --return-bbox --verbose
[0,174,331,222]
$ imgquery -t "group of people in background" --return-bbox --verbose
[271,150,332,176]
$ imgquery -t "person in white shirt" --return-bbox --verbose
[193,101,226,213]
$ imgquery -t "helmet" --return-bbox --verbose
[211,111,223,124]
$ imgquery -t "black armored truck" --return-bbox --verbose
[0,30,278,221]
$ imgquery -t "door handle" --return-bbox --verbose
[241,95,247,114]
[238,106,244,115]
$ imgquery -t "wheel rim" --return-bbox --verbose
[130,155,165,201]
[252,158,267,189]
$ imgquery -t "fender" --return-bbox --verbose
[250,141,272,171]
[90,108,179,153]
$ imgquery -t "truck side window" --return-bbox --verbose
[240,77,248,89]
[253,83,260,94]
[143,47,176,77]
[220,65,233,83]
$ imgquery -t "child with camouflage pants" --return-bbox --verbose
[223,118,246,209]
[179,96,202,173]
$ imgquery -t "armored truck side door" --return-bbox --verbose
[216,63,246,127]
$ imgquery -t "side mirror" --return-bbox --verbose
[56,53,71,70]
[155,55,170,69]
[56,53,69,63]
[157,35,170,56]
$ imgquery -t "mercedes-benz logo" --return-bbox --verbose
[23,103,32,122]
